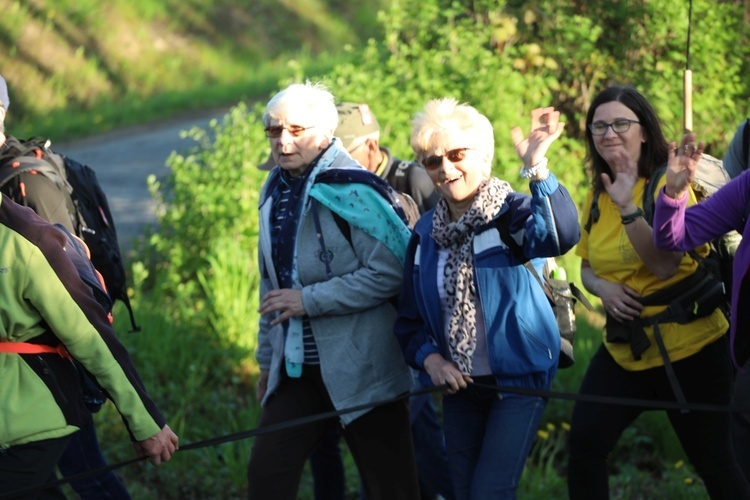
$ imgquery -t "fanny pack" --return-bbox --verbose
[606,264,726,412]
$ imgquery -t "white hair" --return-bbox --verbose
[411,98,495,179]
[263,81,339,138]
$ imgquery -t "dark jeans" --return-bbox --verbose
[442,378,545,500]
[247,364,420,500]
[733,359,750,484]
[0,435,71,499]
[57,421,131,499]
[568,336,750,499]
[309,393,455,500]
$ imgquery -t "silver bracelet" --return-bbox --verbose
[520,157,549,179]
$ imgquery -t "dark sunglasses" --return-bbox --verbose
[421,148,472,171]
[264,125,316,138]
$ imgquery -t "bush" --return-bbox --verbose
[120,0,747,495]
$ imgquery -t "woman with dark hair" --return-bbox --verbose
[567,85,749,498]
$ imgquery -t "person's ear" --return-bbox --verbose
[365,138,381,154]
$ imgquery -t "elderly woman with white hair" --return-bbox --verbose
[247,81,419,499]
[394,99,580,499]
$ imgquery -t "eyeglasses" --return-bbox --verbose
[264,125,316,138]
[421,148,472,171]
[588,119,640,136]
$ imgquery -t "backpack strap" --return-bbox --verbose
[495,208,526,263]
[583,189,601,233]
[0,157,68,191]
[495,209,556,303]
[0,341,72,359]
[642,165,667,225]
[332,210,352,246]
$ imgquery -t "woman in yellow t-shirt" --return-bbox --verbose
[566,85,749,498]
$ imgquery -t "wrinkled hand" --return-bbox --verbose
[665,132,704,200]
[601,149,639,210]
[598,280,643,322]
[259,288,305,326]
[423,353,473,395]
[256,369,269,401]
[510,106,566,167]
[133,425,179,466]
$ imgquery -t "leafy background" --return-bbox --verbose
[3,0,749,497]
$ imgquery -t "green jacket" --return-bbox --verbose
[0,195,164,448]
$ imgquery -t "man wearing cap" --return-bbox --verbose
[335,102,439,215]
[0,75,175,499]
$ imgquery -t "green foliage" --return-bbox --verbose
[1,1,382,141]
[113,0,749,495]
[142,102,268,293]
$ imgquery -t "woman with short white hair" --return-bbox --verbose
[395,98,580,499]
[248,81,419,499]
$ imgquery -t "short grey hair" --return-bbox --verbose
[263,81,338,139]
[410,98,495,179]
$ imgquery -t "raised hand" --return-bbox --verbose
[510,106,566,168]
[665,132,704,200]
[601,148,638,211]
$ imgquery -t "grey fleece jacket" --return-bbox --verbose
[256,154,412,426]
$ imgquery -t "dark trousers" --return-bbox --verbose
[309,393,455,500]
[57,421,131,499]
[568,336,750,499]
[733,359,750,484]
[247,364,420,500]
[0,435,71,499]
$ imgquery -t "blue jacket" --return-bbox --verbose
[394,174,580,390]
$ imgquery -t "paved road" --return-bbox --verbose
[56,108,228,253]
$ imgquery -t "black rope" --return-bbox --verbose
[4,380,749,499]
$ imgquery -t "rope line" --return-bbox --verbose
[3,380,749,499]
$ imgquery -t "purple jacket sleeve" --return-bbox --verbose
[653,170,750,252]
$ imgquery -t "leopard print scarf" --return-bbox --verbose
[430,177,513,374]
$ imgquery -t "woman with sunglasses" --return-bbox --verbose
[248,81,419,499]
[567,85,749,498]
[393,98,579,499]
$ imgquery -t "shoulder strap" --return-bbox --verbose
[495,208,526,263]
[495,209,555,305]
[583,189,601,233]
[0,158,62,187]
[642,165,667,224]
[332,210,352,246]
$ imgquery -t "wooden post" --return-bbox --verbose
[684,69,693,133]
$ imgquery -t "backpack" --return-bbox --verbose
[55,223,112,413]
[388,160,415,196]
[495,209,593,369]
[0,137,140,332]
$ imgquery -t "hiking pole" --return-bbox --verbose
[684,0,694,133]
